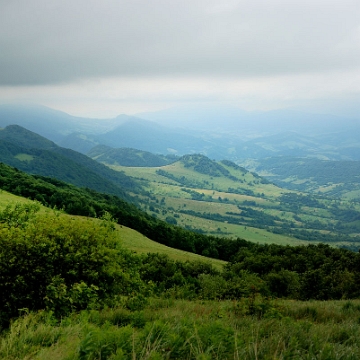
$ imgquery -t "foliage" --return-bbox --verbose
[88,145,177,167]
[226,242,360,300]
[0,162,260,261]
[3,299,360,359]
[0,204,144,326]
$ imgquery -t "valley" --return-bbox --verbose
[3,1,360,357]
[98,154,360,249]
[2,108,360,359]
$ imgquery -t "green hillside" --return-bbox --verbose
[0,125,139,198]
[0,124,56,149]
[3,164,360,359]
[88,144,177,167]
[0,190,224,269]
[105,154,360,249]
[0,162,257,262]
[3,189,360,359]
[241,156,360,201]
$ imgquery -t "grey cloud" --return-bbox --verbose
[1,0,360,85]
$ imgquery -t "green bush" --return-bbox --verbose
[0,204,144,326]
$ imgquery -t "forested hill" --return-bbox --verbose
[0,125,139,199]
[179,154,255,180]
[0,124,56,149]
[87,145,177,167]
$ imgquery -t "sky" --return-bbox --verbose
[1,0,360,119]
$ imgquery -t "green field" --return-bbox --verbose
[0,189,33,207]
[241,157,360,201]
[102,155,360,249]
[14,153,34,162]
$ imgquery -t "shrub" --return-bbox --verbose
[0,204,144,326]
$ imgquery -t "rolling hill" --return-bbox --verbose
[100,153,360,249]
[241,156,360,201]
[87,145,178,167]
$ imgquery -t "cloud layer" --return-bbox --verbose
[2,0,360,85]
[1,0,360,116]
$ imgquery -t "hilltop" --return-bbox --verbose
[88,145,177,167]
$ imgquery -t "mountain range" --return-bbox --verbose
[1,123,360,249]
[1,103,360,160]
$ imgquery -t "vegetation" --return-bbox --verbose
[88,144,177,167]
[107,154,360,249]
[2,201,360,358]
[2,160,360,357]
[243,156,360,200]
[3,299,360,359]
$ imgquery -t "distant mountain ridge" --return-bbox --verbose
[2,103,360,160]
[88,145,178,167]
[0,104,133,143]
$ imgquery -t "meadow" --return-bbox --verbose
[105,155,360,249]
[2,298,360,359]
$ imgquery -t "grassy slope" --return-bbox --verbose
[3,298,360,359]
[0,190,225,270]
[107,162,299,245]
[105,158,360,247]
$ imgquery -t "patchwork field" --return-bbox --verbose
[102,154,360,249]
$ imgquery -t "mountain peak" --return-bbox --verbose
[0,125,57,150]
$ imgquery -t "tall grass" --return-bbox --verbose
[2,298,360,359]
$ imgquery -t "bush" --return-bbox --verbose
[0,204,144,326]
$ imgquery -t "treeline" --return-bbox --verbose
[179,206,360,244]
[156,169,202,187]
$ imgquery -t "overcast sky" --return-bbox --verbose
[1,0,360,118]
